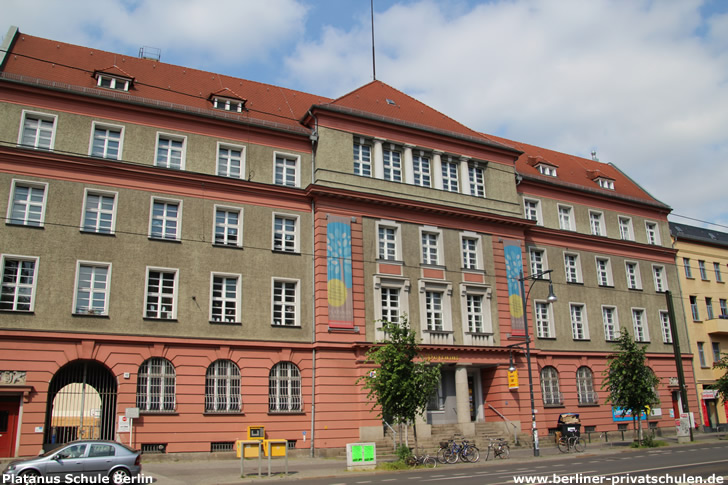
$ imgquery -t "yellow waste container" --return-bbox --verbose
[236,440,263,458]
[262,439,287,457]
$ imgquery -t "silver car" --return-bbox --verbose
[2,440,142,483]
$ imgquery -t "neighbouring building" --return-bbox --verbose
[0,27,696,458]
[670,222,728,431]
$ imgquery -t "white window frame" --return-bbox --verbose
[595,257,613,287]
[268,362,302,412]
[96,74,130,92]
[460,284,492,335]
[217,142,246,179]
[524,198,542,225]
[373,276,411,340]
[564,252,582,284]
[272,213,300,253]
[529,248,548,277]
[570,303,589,340]
[576,367,598,404]
[625,261,642,290]
[597,178,614,190]
[273,151,300,187]
[213,205,243,247]
[714,262,723,283]
[645,221,660,245]
[144,267,178,320]
[412,151,431,187]
[382,144,402,182]
[136,357,176,412]
[632,308,649,343]
[589,210,606,236]
[468,163,486,198]
[420,226,443,266]
[660,311,672,343]
[461,232,483,270]
[205,359,241,413]
[619,216,634,241]
[73,261,111,316]
[376,220,402,261]
[81,188,117,234]
[558,205,575,231]
[210,272,242,324]
[534,300,554,339]
[149,197,182,241]
[441,156,459,192]
[0,254,39,312]
[541,366,562,406]
[418,280,453,343]
[18,110,57,150]
[212,97,244,112]
[354,138,372,177]
[652,265,668,293]
[537,164,557,177]
[7,179,48,227]
[683,258,693,278]
[272,278,300,327]
[155,132,187,170]
[89,122,124,160]
[699,260,708,280]
[602,305,619,341]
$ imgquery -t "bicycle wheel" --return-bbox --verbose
[424,456,437,468]
[437,447,448,464]
[557,437,569,453]
[484,445,491,461]
[572,437,585,452]
[444,448,460,464]
[497,444,510,458]
[405,455,417,467]
[463,446,480,463]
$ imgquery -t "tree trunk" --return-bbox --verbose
[413,420,419,456]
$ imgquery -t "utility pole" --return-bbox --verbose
[666,290,693,441]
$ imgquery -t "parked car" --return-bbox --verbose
[1,440,142,483]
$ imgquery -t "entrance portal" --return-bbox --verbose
[0,396,20,457]
[44,360,117,449]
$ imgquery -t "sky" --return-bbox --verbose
[3,0,728,230]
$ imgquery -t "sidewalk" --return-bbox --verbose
[141,432,728,484]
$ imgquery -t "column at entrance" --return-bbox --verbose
[455,366,475,435]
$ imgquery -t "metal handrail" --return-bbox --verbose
[383,420,397,448]
[487,404,520,445]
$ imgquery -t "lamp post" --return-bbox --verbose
[518,269,557,457]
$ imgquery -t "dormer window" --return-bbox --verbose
[212,97,245,113]
[596,177,615,190]
[96,74,130,92]
[537,163,557,177]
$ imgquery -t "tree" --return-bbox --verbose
[714,353,728,403]
[602,329,660,443]
[357,317,442,454]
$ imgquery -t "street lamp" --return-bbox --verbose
[518,269,557,457]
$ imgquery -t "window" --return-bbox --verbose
[274,153,299,187]
[537,164,557,177]
[564,253,581,284]
[632,309,649,342]
[441,157,459,192]
[19,111,56,149]
[136,357,176,412]
[570,303,589,340]
[269,362,301,412]
[0,255,38,312]
[652,265,667,292]
[624,262,641,290]
[272,279,298,326]
[540,366,562,405]
[419,280,453,343]
[577,367,597,405]
[645,222,660,245]
[73,262,110,315]
[619,217,634,241]
[468,163,486,198]
[596,258,612,287]
[425,291,444,331]
[412,152,431,187]
[597,178,614,190]
[211,274,241,323]
[7,180,47,227]
[205,360,241,413]
[353,139,372,177]
[212,96,244,112]
[534,301,554,338]
[712,342,721,364]
[88,444,114,458]
[530,248,547,276]
[602,306,619,341]
[380,287,401,324]
[461,234,480,270]
[149,198,181,241]
[154,134,185,170]
[683,258,692,278]
[377,221,400,261]
[213,207,242,247]
[96,74,130,91]
[715,262,723,283]
[720,299,728,318]
[690,296,700,321]
[382,145,402,182]
[81,189,116,234]
[272,214,298,253]
[374,276,410,337]
[589,211,605,236]
[697,342,707,367]
[145,268,177,319]
[699,261,708,280]
[421,228,441,266]
[558,205,574,231]
[524,199,541,224]
[463,293,485,333]
[706,297,714,320]
[428,376,445,411]
[217,143,245,179]
[660,311,672,343]
[90,123,123,160]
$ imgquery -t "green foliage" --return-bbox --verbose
[629,435,666,448]
[713,353,728,403]
[602,330,660,439]
[395,444,413,462]
[357,317,442,429]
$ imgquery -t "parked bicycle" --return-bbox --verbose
[406,449,437,468]
[485,438,510,460]
[438,438,479,464]
[556,434,585,453]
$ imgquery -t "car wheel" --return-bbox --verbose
[110,468,130,484]
[19,469,41,483]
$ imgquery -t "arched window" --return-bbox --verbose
[136,357,175,412]
[205,360,241,413]
[577,366,598,405]
[269,362,301,412]
[540,366,562,406]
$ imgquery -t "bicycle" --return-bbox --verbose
[556,434,585,453]
[459,439,480,463]
[484,438,510,460]
[436,439,454,464]
[406,450,437,468]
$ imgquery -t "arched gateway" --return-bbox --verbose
[43,360,117,449]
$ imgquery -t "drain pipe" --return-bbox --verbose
[308,110,319,457]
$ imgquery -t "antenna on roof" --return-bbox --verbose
[371,0,376,80]
[591,150,599,161]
